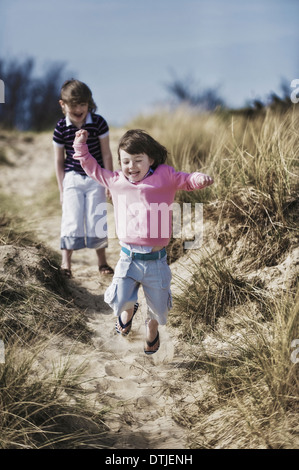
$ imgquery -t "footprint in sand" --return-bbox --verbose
[104,361,141,378]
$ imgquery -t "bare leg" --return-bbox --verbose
[61,249,73,271]
[96,247,107,266]
[96,247,114,274]
[116,307,134,334]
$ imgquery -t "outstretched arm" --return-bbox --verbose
[73,130,116,188]
[195,173,214,189]
[172,166,214,191]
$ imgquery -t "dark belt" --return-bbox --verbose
[121,247,166,260]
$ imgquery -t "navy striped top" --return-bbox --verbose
[53,112,109,175]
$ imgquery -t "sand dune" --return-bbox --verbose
[0,129,199,449]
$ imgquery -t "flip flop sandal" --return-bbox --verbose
[144,331,160,355]
[60,267,72,278]
[115,302,139,336]
[99,264,114,275]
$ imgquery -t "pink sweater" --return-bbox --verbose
[73,142,212,246]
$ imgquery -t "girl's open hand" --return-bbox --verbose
[74,129,88,144]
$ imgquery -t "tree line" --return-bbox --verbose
[0,57,295,131]
[0,58,69,131]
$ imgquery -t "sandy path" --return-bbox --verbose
[0,130,198,449]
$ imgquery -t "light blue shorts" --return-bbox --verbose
[61,171,108,250]
[104,252,173,325]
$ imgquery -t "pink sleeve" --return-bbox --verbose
[73,142,117,188]
[170,166,213,191]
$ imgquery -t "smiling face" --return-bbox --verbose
[59,101,89,128]
[119,150,154,182]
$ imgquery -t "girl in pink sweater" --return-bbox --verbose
[73,129,213,354]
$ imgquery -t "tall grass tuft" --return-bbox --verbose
[184,286,299,449]
[0,201,91,343]
[0,338,109,449]
[0,203,110,448]
[130,106,299,205]
[172,252,268,337]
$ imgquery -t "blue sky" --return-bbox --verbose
[1,0,298,125]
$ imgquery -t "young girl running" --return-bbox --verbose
[73,128,213,354]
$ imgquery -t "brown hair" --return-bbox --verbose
[118,129,168,169]
[60,79,97,113]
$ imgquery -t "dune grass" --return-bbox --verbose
[131,106,298,268]
[131,106,299,201]
[179,287,299,449]
[131,105,299,448]
[0,199,111,448]
[0,337,109,449]
[0,104,298,449]
[171,252,269,336]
